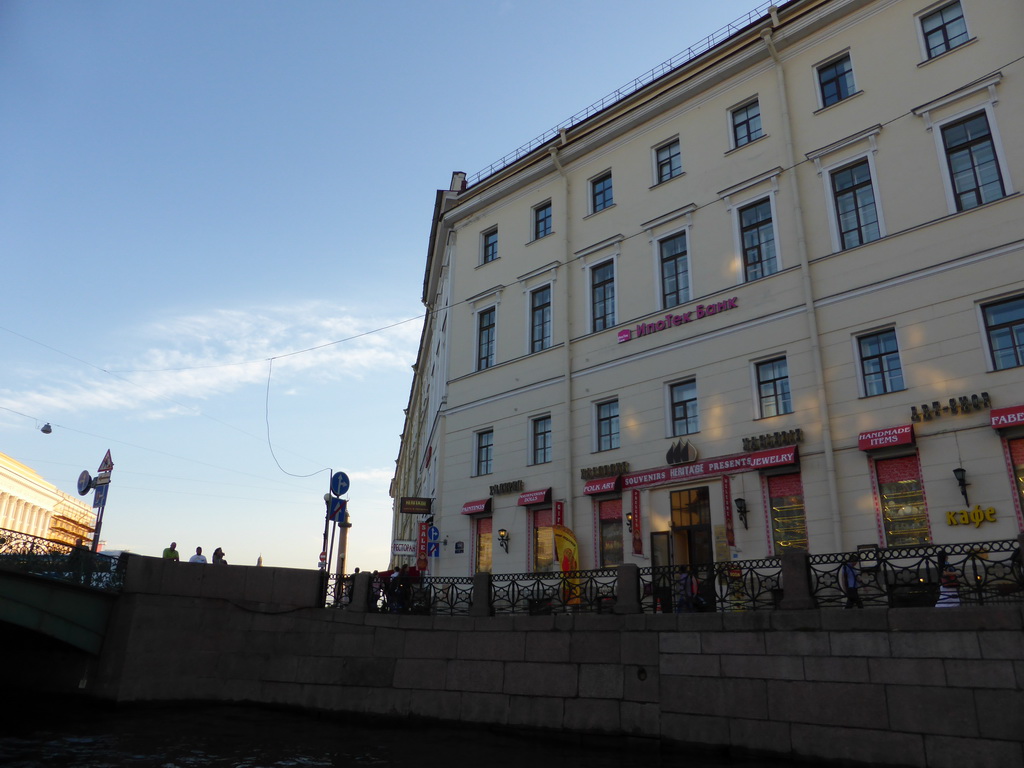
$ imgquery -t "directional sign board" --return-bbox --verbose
[427,526,440,542]
[330,471,350,497]
[328,497,347,522]
[93,483,108,509]
[427,541,440,558]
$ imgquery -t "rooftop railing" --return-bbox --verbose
[464,1,775,187]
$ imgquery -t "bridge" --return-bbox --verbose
[3,530,1023,767]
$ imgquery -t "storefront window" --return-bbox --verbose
[476,517,492,573]
[875,455,931,548]
[1009,439,1024,512]
[534,508,555,572]
[767,473,807,553]
[598,498,623,567]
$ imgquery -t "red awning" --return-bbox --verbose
[517,488,551,506]
[991,404,1024,429]
[583,476,622,495]
[461,498,492,515]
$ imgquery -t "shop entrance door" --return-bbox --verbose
[670,487,713,566]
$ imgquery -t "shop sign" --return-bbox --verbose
[400,497,432,515]
[518,488,552,506]
[946,506,997,528]
[623,446,798,490]
[743,429,802,452]
[489,480,524,496]
[858,425,914,451]
[991,404,1024,428]
[617,297,739,344]
[461,498,492,515]
[911,392,990,422]
[554,500,564,526]
[580,462,630,480]
[391,540,416,555]
[583,476,622,495]
[630,490,643,555]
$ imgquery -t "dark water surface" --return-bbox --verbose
[0,700,797,768]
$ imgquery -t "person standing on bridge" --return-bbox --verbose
[213,547,227,565]
[163,542,180,562]
[189,546,207,564]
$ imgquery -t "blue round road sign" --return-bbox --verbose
[330,471,350,497]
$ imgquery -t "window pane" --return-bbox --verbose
[859,329,904,395]
[597,400,620,451]
[531,286,552,352]
[592,261,615,331]
[671,380,699,436]
[534,203,552,239]
[660,233,689,308]
[984,296,1024,370]
[592,173,613,212]
[942,113,1005,211]
[656,140,681,183]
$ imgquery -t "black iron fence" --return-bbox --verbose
[0,529,126,592]
[328,537,1023,615]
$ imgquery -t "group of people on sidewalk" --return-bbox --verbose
[162,542,227,565]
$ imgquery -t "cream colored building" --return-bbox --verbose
[0,452,96,547]
[391,0,1024,576]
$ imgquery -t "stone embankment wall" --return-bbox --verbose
[93,557,1024,768]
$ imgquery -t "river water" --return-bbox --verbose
[0,700,795,768]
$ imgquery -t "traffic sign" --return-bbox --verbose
[93,483,108,509]
[427,525,439,542]
[77,470,93,496]
[427,541,440,558]
[98,450,114,473]
[328,497,347,522]
[330,471,350,497]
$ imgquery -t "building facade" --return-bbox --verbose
[391,0,1024,576]
[0,452,96,547]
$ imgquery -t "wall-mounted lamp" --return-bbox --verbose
[40,423,52,434]
[734,498,748,529]
[442,536,449,548]
[953,467,969,506]
[626,512,633,533]
[497,528,510,553]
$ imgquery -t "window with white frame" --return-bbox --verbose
[669,379,699,436]
[531,415,552,465]
[941,111,1006,211]
[654,139,682,184]
[920,1,969,59]
[739,198,777,281]
[857,329,905,396]
[475,430,494,476]
[830,159,881,249]
[530,285,552,353]
[596,399,620,452]
[756,357,792,418]
[659,231,689,309]
[817,53,855,108]
[591,260,615,332]
[482,228,499,264]
[476,306,496,371]
[533,201,552,240]
[731,99,763,148]
[982,295,1024,371]
[591,172,614,213]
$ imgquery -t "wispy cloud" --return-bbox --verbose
[0,301,422,418]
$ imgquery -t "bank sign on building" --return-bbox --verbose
[390,0,1024,577]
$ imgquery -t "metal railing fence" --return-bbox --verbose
[0,529,125,592]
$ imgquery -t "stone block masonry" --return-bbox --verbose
[92,559,1024,768]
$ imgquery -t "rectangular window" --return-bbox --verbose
[858,329,905,395]
[942,112,1006,211]
[531,415,552,465]
[983,295,1024,370]
[477,307,495,371]
[482,228,498,263]
[818,54,855,108]
[534,508,555,572]
[670,380,699,436]
[598,498,623,567]
[732,100,763,148]
[922,1,968,59]
[596,399,620,452]
[655,140,682,184]
[533,202,552,240]
[767,474,807,553]
[476,516,492,574]
[591,261,615,332]
[757,357,792,418]
[739,198,778,281]
[475,430,493,476]
[659,232,689,309]
[530,285,552,353]
[875,455,931,548]
[831,160,880,249]
[591,172,613,213]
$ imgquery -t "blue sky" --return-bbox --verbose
[1,0,768,571]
